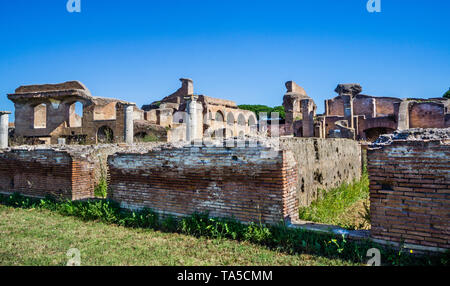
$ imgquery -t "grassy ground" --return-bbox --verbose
[0,205,359,266]
[299,172,370,230]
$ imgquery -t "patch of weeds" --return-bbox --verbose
[299,171,370,229]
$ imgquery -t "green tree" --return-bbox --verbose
[444,88,450,99]
[238,105,285,120]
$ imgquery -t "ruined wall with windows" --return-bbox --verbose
[8,81,168,145]
[282,81,450,142]
[142,78,258,141]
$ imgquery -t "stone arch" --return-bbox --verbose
[237,114,246,126]
[215,111,225,122]
[226,112,235,125]
[364,127,395,142]
[225,128,234,138]
[238,131,245,137]
[248,114,256,126]
[67,101,84,127]
[97,125,114,143]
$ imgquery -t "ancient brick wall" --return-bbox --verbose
[0,145,123,200]
[409,102,446,129]
[0,149,96,200]
[280,138,362,207]
[107,144,299,224]
[368,137,450,250]
[374,97,401,116]
[353,95,375,118]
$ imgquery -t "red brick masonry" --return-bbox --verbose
[368,140,450,249]
[0,149,96,200]
[108,146,299,224]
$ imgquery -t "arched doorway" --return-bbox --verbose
[364,127,395,142]
[97,126,114,143]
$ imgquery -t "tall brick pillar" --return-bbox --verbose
[301,99,316,137]
[0,111,11,149]
[124,105,134,144]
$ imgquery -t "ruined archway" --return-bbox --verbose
[226,113,235,126]
[68,101,84,127]
[364,127,395,142]
[237,114,246,126]
[97,126,114,143]
[215,111,225,122]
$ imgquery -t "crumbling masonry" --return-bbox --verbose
[282,82,450,141]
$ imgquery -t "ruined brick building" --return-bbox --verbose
[283,82,450,141]
[7,79,257,145]
[141,78,258,141]
[7,81,166,145]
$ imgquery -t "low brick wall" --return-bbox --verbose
[0,145,127,200]
[107,144,299,224]
[280,138,362,207]
[368,137,450,250]
[0,149,95,200]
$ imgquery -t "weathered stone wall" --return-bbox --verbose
[107,143,299,224]
[280,138,362,207]
[368,129,450,250]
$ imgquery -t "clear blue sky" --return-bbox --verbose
[1,0,449,120]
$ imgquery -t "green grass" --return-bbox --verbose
[0,205,357,266]
[299,172,370,230]
[0,193,448,266]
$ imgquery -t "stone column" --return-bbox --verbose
[0,111,11,149]
[124,105,134,144]
[185,95,200,142]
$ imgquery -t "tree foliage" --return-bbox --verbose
[238,105,285,120]
[444,88,450,99]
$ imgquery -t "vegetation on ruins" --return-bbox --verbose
[298,172,370,230]
[444,88,450,99]
[94,177,108,199]
[134,133,160,143]
[0,193,448,266]
[238,105,285,120]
